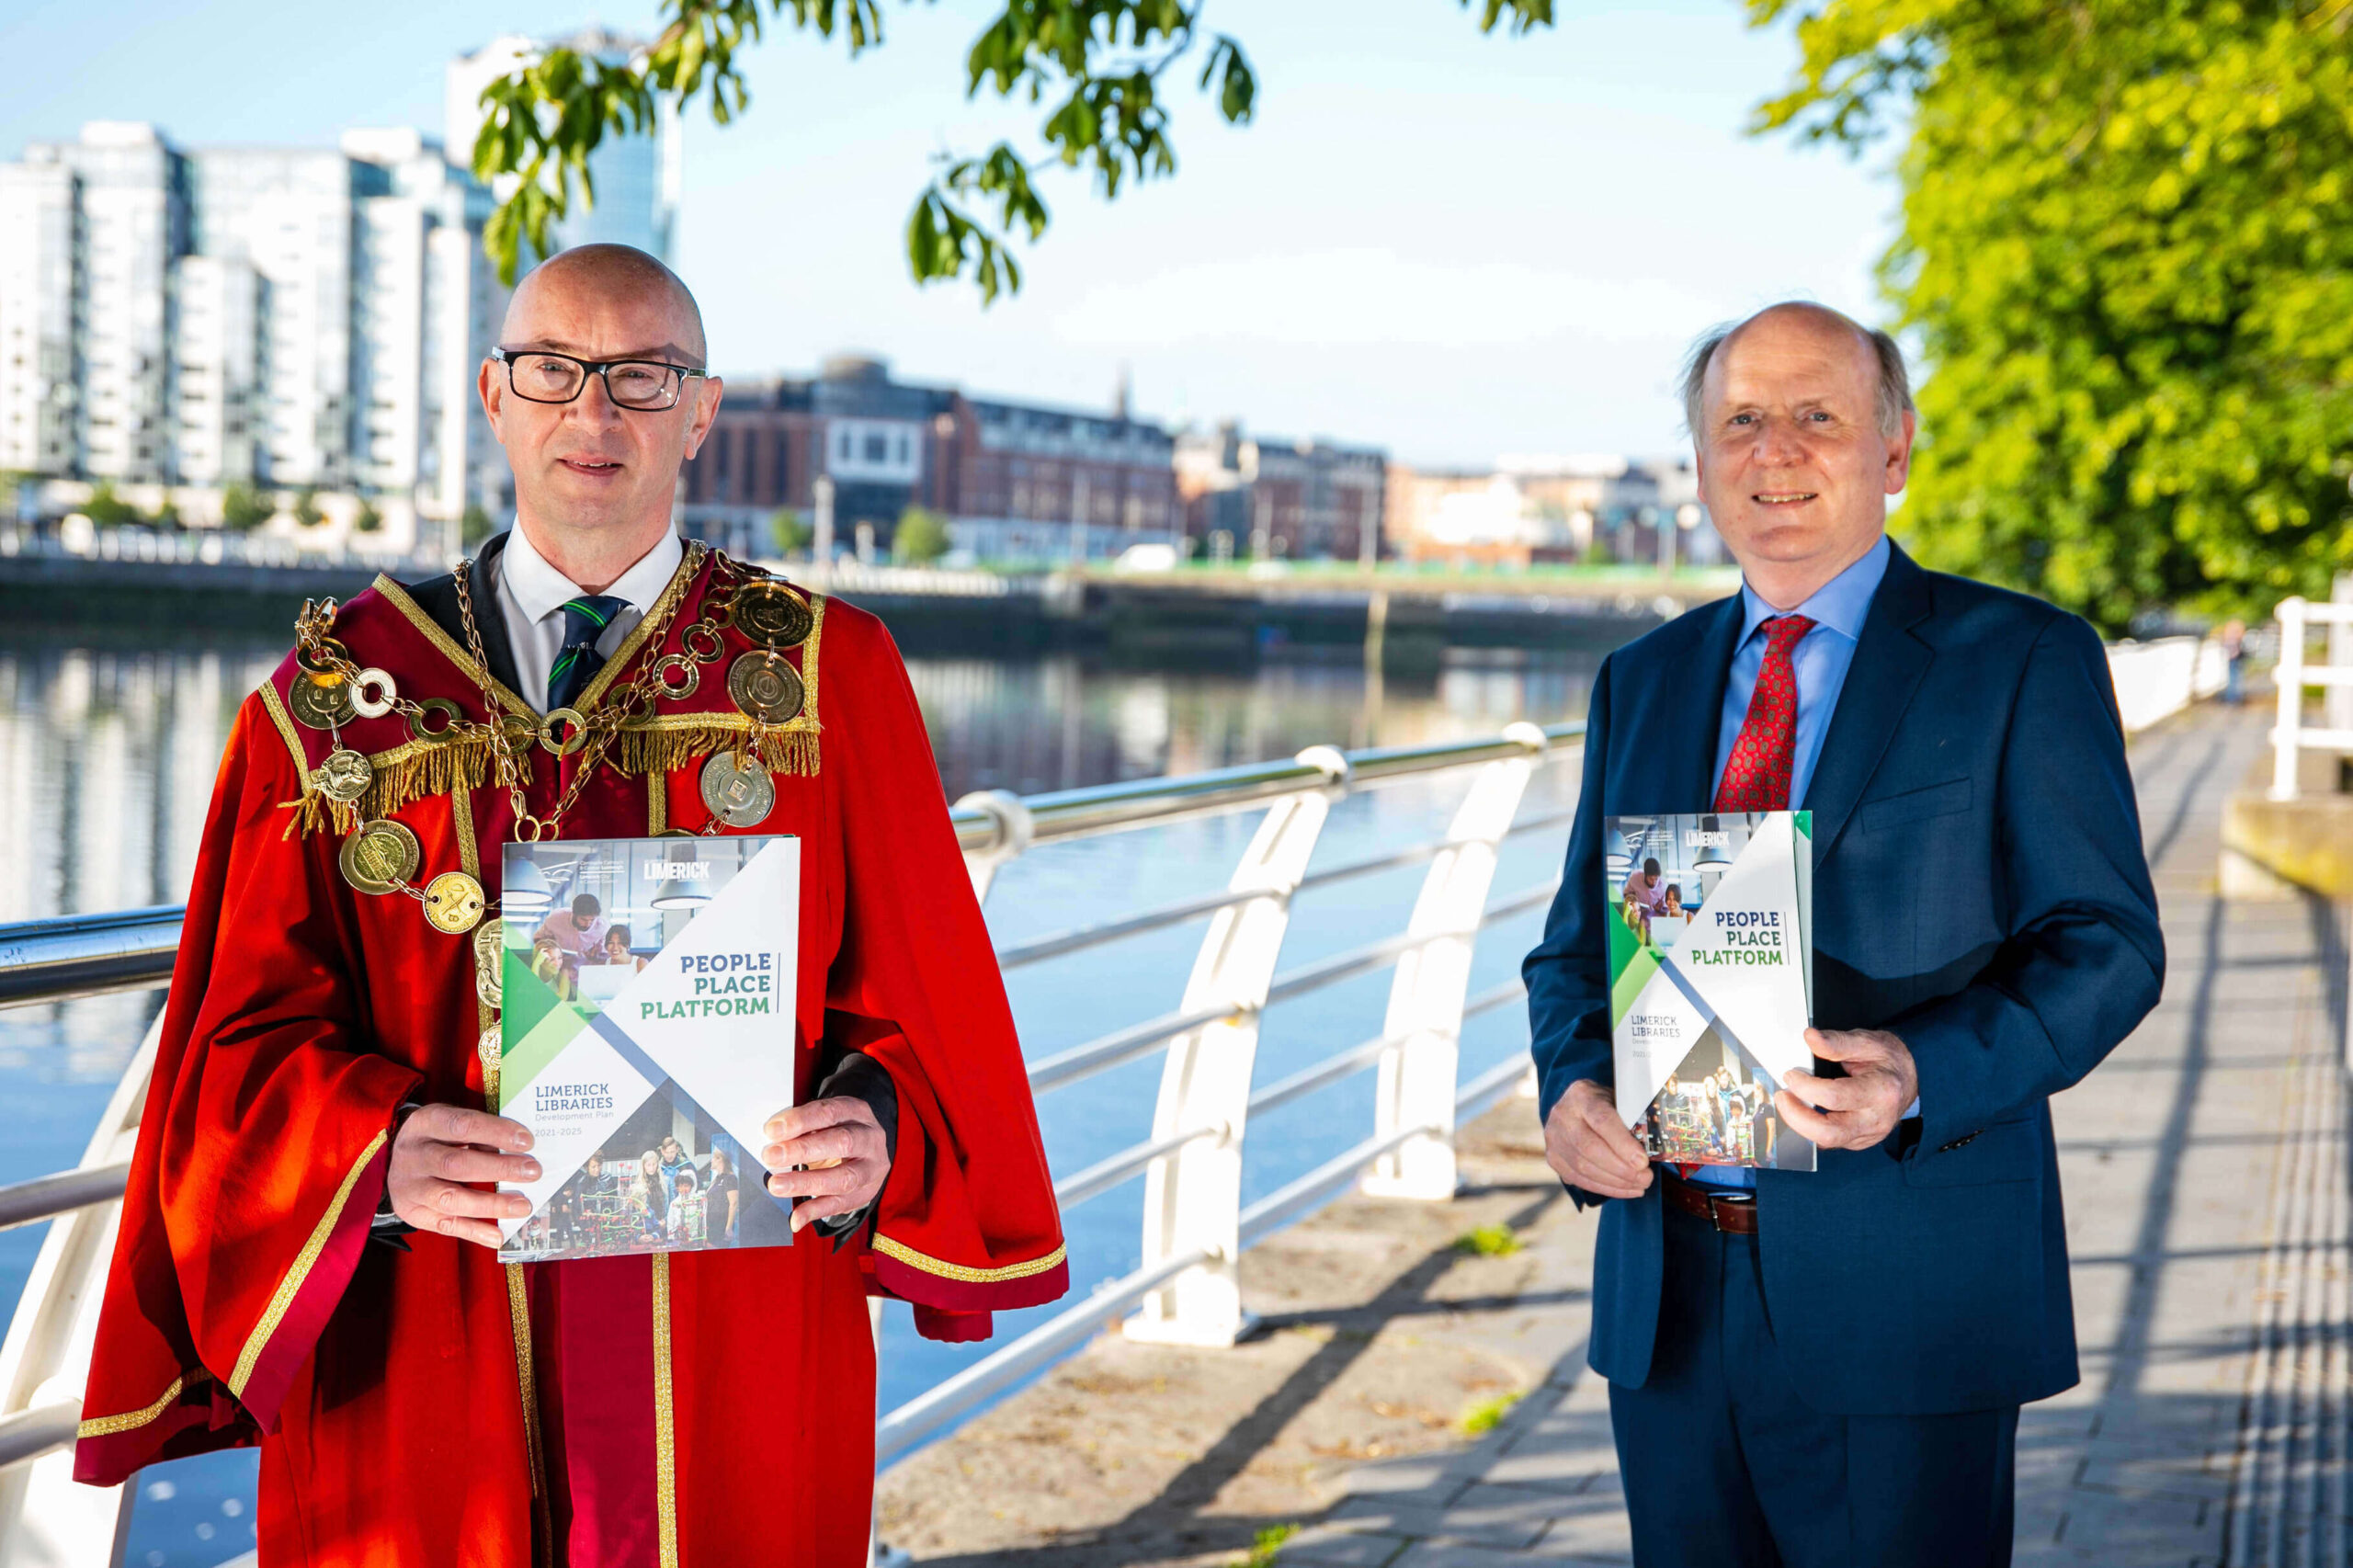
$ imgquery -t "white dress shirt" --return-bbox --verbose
[490,525,685,713]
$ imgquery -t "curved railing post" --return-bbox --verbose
[1126,746,1349,1347]
[0,1014,158,1568]
[953,789,1034,903]
[1360,722,1549,1201]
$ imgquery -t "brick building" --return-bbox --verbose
[681,355,1177,562]
[1173,422,1387,564]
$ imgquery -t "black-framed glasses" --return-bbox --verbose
[491,347,709,411]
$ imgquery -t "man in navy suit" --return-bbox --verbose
[1525,302,2163,1566]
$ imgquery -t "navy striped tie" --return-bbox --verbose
[547,594,626,712]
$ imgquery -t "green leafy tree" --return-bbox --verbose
[354,500,385,534]
[769,506,813,557]
[293,487,325,530]
[469,1,1554,300]
[893,505,952,564]
[221,482,274,531]
[1750,0,2353,630]
[82,482,139,529]
[462,505,499,547]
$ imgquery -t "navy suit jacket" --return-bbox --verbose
[1523,541,2164,1415]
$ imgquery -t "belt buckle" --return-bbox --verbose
[1706,1190,1755,1230]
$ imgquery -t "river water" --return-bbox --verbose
[0,624,1601,1566]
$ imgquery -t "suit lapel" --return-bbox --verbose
[472,532,526,700]
[1802,540,1935,862]
[1650,592,1746,809]
[405,530,527,701]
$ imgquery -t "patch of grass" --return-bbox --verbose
[1452,1223,1522,1257]
[1459,1391,1523,1436]
[1241,1522,1299,1566]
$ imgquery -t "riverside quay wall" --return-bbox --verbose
[0,550,1722,658]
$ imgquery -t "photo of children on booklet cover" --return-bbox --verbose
[1641,1029,1813,1170]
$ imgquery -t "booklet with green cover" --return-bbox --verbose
[493,835,801,1261]
[1607,812,1816,1173]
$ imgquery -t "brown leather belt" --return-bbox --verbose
[1660,1168,1758,1234]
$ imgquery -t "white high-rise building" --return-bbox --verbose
[0,161,83,477]
[0,123,185,485]
[186,143,357,488]
[0,121,511,551]
[171,254,262,486]
[447,28,680,264]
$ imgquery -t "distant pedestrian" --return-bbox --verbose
[2222,618,2247,706]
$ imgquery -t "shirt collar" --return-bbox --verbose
[1736,532,1891,647]
[501,523,686,626]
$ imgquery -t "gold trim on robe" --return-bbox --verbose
[76,1370,210,1439]
[870,1233,1068,1284]
[227,1131,390,1398]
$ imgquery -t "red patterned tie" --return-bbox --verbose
[1714,614,1816,812]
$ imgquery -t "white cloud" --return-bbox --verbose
[1052,249,1717,352]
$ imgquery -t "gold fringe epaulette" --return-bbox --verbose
[282,717,819,839]
[267,554,828,841]
[613,719,822,782]
[293,736,521,837]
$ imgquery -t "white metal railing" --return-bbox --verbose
[2269,597,2353,800]
[0,718,1581,1562]
[0,619,2233,1550]
[2108,633,2227,737]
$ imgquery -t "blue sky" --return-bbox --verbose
[0,0,1899,465]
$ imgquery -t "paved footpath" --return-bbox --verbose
[881,699,2349,1568]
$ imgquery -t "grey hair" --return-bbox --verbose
[1678,303,1914,441]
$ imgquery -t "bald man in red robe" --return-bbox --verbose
[72,244,1066,1566]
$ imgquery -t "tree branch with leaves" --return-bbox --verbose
[1747,0,2353,629]
[468,0,1553,301]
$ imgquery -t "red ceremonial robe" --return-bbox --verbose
[72,549,1067,1566]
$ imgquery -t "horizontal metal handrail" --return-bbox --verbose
[0,728,1584,1013]
[1023,881,1559,1096]
[1462,976,1529,1020]
[873,1245,1211,1467]
[1237,1124,1431,1249]
[1052,1124,1220,1210]
[996,806,1576,972]
[1455,1053,1540,1124]
[953,722,1584,854]
[0,906,182,1009]
[1234,1053,1536,1256]
[0,1400,81,1472]
[997,883,1268,971]
[0,1162,131,1233]
[1025,998,1239,1093]
[1247,1033,1395,1119]
[1248,976,1529,1120]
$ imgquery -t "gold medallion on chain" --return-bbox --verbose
[726,653,804,724]
[472,919,505,1005]
[338,819,421,895]
[289,672,358,730]
[421,871,487,935]
[699,752,775,829]
[317,748,373,803]
[730,579,813,649]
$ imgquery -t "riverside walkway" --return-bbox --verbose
[878,698,2349,1567]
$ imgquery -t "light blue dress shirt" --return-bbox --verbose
[1689,533,1892,1189]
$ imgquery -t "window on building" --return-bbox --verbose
[864,433,887,463]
